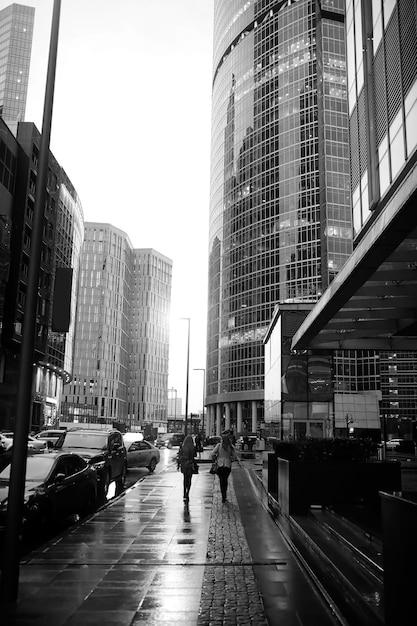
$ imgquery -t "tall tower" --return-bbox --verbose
[62,223,133,424]
[61,226,172,434]
[0,3,35,135]
[128,249,172,433]
[206,0,353,434]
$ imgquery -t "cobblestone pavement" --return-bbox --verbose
[198,478,268,625]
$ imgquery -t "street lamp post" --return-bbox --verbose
[193,368,206,437]
[169,387,177,426]
[0,0,62,604]
[180,318,190,435]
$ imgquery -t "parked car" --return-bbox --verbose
[236,436,259,451]
[155,433,185,449]
[383,438,415,452]
[0,451,97,541]
[57,428,127,495]
[155,433,171,448]
[27,435,48,453]
[204,436,222,447]
[385,438,404,449]
[2,432,47,453]
[35,429,67,448]
[123,433,160,472]
[0,433,13,452]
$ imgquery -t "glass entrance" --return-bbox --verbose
[293,421,324,439]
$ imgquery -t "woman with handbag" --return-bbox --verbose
[177,434,197,503]
[211,433,236,503]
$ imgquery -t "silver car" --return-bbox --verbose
[123,433,160,473]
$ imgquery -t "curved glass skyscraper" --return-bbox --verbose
[206,0,352,435]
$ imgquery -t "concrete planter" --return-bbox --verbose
[275,457,401,516]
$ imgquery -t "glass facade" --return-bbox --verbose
[62,228,172,432]
[348,0,417,234]
[347,0,417,440]
[0,3,34,134]
[128,249,172,430]
[62,224,133,424]
[207,0,352,431]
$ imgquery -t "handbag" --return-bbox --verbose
[192,460,199,474]
[209,460,218,474]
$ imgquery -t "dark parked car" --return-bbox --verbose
[0,452,97,541]
[236,436,259,451]
[204,436,222,447]
[58,428,127,496]
[123,433,160,472]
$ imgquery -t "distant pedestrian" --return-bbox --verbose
[211,433,237,502]
[195,432,203,454]
[177,434,197,503]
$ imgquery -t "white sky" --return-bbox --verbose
[3,0,214,414]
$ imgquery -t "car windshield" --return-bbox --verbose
[63,432,108,450]
[0,455,56,481]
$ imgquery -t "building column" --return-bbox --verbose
[251,400,257,433]
[237,401,243,434]
[205,406,211,437]
[216,404,222,436]
[225,403,231,432]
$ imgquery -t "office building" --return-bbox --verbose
[206,0,358,436]
[291,0,417,441]
[0,122,83,430]
[128,248,172,433]
[61,223,134,425]
[61,226,172,434]
[0,3,35,135]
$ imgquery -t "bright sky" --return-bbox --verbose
[3,0,214,414]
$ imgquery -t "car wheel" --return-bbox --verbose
[79,487,97,517]
[23,504,49,543]
[148,457,157,473]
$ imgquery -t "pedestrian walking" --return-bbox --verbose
[211,432,237,502]
[195,432,203,456]
[177,434,197,503]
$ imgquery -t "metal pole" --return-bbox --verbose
[180,318,190,435]
[0,0,62,604]
[193,368,205,436]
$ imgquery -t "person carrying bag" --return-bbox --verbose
[210,432,236,503]
[177,434,197,503]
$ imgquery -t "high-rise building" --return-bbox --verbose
[206,0,355,435]
[0,3,35,135]
[61,226,172,434]
[291,1,417,441]
[128,249,172,431]
[61,223,134,425]
[0,122,83,431]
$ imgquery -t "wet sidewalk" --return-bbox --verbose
[1,458,338,625]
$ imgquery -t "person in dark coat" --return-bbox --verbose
[194,432,203,453]
[177,434,197,502]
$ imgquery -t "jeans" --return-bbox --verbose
[217,466,231,500]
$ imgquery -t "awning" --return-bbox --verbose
[291,162,417,351]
